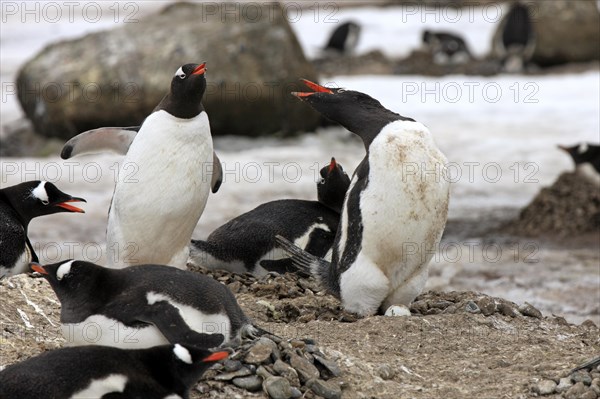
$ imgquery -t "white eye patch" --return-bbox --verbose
[32,181,49,204]
[578,143,588,154]
[173,344,192,364]
[56,260,74,280]
[175,66,186,79]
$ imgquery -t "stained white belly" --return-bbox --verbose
[107,110,213,268]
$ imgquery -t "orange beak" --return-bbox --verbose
[30,263,48,275]
[56,198,86,213]
[202,351,229,362]
[292,79,334,98]
[192,62,207,75]
[328,157,337,173]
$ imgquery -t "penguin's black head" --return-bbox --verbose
[158,63,207,119]
[558,143,599,166]
[30,260,103,302]
[292,79,411,148]
[165,344,229,389]
[317,157,351,213]
[2,181,85,224]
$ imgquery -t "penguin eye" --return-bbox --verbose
[337,89,346,93]
[319,178,326,184]
[41,199,49,205]
[178,73,186,80]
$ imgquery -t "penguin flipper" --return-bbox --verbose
[138,301,225,348]
[571,356,600,373]
[211,152,223,193]
[274,235,330,276]
[61,126,140,159]
[259,258,297,275]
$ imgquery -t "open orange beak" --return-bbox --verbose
[30,263,48,275]
[292,79,334,98]
[202,351,229,362]
[328,157,337,173]
[192,62,207,75]
[56,198,86,213]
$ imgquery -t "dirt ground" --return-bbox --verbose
[1,268,598,399]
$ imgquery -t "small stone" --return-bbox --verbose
[313,355,342,378]
[290,340,306,349]
[573,371,593,385]
[305,344,319,354]
[302,338,317,345]
[384,304,411,317]
[376,363,396,380]
[273,359,300,387]
[233,375,263,392]
[519,302,542,319]
[290,387,302,398]
[195,383,210,394]
[431,300,453,310]
[583,319,599,329]
[245,343,273,365]
[477,297,497,316]
[263,376,293,399]
[591,379,600,396]
[465,301,480,313]
[534,379,557,395]
[223,359,243,372]
[258,336,281,361]
[557,377,574,393]
[290,354,320,383]
[497,303,517,317]
[410,300,428,314]
[307,378,342,399]
[565,382,588,399]
[256,365,274,379]
[213,367,251,381]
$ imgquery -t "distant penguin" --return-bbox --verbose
[277,80,450,317]
[324,21,361,55]
[422,30,473,64]
[61,63,223,269]
[494,2,535,72]
[31,259,262,349]
[189,158,351,276]
[558,143,600,185]
[0,181,85,278]
[0,343,228,399]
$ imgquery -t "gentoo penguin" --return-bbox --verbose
[189,158,351,276]
[324,21,361,55]
[61,62,223,269]
[0,343,228,399]
[494,2,535,72]
[422,30,473,64]
[558,143,600,185]
[277,80,450,317]
[0,181,85,278]
[31,259,261,349]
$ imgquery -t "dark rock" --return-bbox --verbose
[290,387,302,398]
[313,355,342,379]
[519,302,543,319]
[245,343,273,365]
[17,2,319,140]
[477,297,497,316]
[572,371,593,385]
[232,375,263,392]
[290,354,320,383]
[307,378,342,399]
[565,382,589,399]
[213,367,251,381]
[257,365,275,380]
[223,359,243,372]
[498,302,518,318]
[273,359,301,387]
[465,301,480,313]
[376,364,396,381]
[258,336,281,362]
[263,376,293,399]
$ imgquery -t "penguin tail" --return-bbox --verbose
[274,235,329,280]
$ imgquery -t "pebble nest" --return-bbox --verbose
[505,171,600,237]
[533,358,600,399]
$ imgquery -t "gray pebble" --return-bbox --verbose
[518,302,542,319]
[290,354,320,383]
[258,336,281,361]
[565,382,588,399]
[307,378,342,399]
[257,365,274,379]
[497,302,518,317]
[305,344,319,354]
[465,301,480,313]
[263,376,293,399]
[233,375,263,392]
[245,343,273,365]
[534,379,557,395]
[290,387,302,398]
[477,297,497,316]
[557,377,574,393]
[376,364,396,380]
[591,379,600,396]
[432,300,453,310]
[213,367,252,381]
[314,355,342,378]
[573,371,593,385]
[273,359,300,386]
[223,359,243,372]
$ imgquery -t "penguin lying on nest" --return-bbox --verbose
[0,343,228,399]
[189,158,351,276]
[277,80,450,317]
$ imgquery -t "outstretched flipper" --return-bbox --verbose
[211,152,223,193]
[61,126,140,159]
[137,300,225,349]
[275,235,330,277]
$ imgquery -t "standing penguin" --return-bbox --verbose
[422,30,473,64]
[324,21,361,55]
[0,343,228,399]
[558,143,600,185]
[277,80,450,317]
[189,158,351,276]
[61,63,223,269]
[0,181,85,278]
[31,259,261,349]
[493,2,535,72]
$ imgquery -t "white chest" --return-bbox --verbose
[70,374,127,399]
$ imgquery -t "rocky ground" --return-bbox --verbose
[1,267,598,399]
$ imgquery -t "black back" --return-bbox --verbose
[38,260,248,340]
[561,143,600,173]
[317,159,351,213]
[155,63,207,119]
[0,344,223,399]
[325,21,360,53]
[502,3,533,48]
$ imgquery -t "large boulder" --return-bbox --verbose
[16,2,320,139]
[492,0,600,67]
